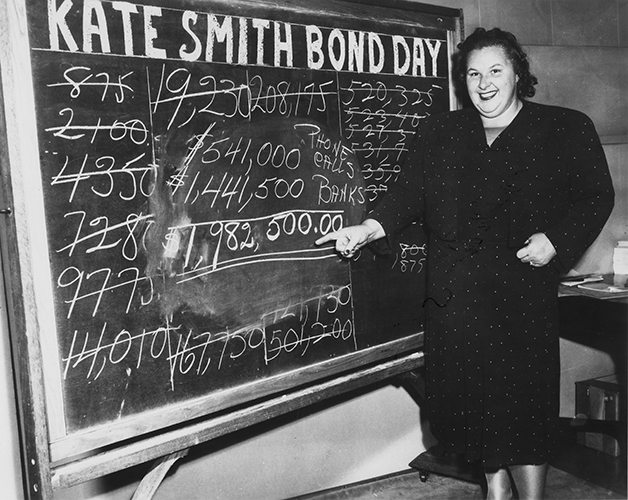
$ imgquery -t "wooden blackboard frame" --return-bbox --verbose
[0,0,462,497]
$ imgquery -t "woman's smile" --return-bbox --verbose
[479,89,498,100]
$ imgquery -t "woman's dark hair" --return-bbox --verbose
[454,27,538,101]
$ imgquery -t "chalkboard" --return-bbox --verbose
[0,0,461,489]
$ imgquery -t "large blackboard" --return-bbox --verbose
[1,0,460,484]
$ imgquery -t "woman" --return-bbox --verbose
[316,28,614,499]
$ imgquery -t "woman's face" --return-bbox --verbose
[465,46,520,120]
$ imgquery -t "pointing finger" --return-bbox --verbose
[315,232,339,246]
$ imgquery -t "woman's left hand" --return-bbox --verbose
[516,233,557,267]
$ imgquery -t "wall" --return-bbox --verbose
[0,1,625,499]
[0,261,23,499]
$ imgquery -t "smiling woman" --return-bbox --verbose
[316,27,615,500]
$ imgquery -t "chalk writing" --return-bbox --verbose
[45,1,447,78]
[48,66,135,102]
[339,76,443,205]
[27,0,446,431]
[391,242,428,274]
[62,283,355,389]
[150,66,337,131]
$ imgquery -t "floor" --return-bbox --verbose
[292,466,624,500]
[292,424,627,500]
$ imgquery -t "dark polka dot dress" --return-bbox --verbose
[372,100,614,468]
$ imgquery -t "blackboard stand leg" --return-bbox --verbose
[395,368,426,405]
[131,449,189,500]
[409,445,483,485]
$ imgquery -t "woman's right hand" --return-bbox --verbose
[315,219,385,258]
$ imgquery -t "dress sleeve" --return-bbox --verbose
[543,112,615,272]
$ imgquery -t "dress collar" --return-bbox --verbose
[467,100,534,151]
